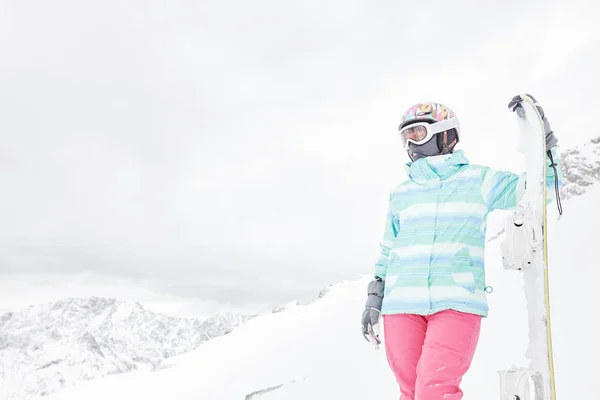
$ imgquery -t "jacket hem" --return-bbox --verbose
[381,304,488,318]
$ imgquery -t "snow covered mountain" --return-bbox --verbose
[558,136,600,199]
[5,137,599,400]
[0,297,254,400]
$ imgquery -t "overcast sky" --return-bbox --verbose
[1,0,599,317]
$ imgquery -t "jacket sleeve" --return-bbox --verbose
[481,147,564,211]
[374,194,399,279]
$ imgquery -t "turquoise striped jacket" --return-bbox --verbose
[375,149,563,317]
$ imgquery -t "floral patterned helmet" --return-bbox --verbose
[398,102,460,135]
[398,102,460,153]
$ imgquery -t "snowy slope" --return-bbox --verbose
[30,139,600,400]
[0,297,254,400]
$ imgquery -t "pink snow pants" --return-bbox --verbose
[383,310,481,400]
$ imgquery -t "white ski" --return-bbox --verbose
[498,94,557,400]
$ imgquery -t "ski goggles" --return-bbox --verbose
[399,117,459,149]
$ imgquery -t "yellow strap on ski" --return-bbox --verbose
[534,96,557,400]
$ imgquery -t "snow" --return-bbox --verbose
[0,298,254,400]
[2,139,596,400]
[560,136,600,199]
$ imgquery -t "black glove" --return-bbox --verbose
[508,94,557,149]
[361,276,384,345]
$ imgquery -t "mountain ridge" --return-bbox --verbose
[0,296,255,400]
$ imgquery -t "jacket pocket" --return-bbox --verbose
[452,247,475,293]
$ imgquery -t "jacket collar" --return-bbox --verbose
[404,150,469,184]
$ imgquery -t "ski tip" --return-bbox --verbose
[520,93,539,106]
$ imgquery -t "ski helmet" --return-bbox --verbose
[398,102,460,161]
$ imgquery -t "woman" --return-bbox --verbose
[361,95,562,400]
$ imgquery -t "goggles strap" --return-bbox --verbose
[430,117,460,134]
